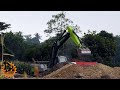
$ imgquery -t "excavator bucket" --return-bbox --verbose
[67,26,81,47]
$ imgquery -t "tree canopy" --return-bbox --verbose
[44,12,81,37]
[82,30,116,65]
[0,22,10,31]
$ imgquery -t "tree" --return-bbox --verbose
[40,36,57,61]
[0,22,11,60]
[113,35,120,66]
[24,33,42,45]
[0,22,10,31]
[31,33,42,44]
[4,31,25,60]
[43,12,81,60]
[24,44,41,61]
[34,33,42,41]
[82,30,116,65]
[44,12,81,37]
[24,35,32,40]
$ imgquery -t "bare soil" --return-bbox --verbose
[43,63,120,79]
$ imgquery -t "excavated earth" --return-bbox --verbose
[42,63,120,79]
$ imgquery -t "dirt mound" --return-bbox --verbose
[43,63,120,79]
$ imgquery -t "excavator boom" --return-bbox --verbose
[48,26,81,68]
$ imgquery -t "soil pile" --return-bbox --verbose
[43,63,120,79]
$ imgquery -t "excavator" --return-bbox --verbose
[48,26,81,69]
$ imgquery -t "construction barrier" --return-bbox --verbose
[71,61,97,66]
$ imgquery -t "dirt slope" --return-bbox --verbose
[43,63,120,79]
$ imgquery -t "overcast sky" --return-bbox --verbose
[0,11,120,42]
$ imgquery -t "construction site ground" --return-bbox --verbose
[42,63,120,79]
[12,62,120,79]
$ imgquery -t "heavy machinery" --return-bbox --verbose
[48,26,81,69]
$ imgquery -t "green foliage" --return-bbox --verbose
[13,61,34,76]
[0,14,80,64]
[24,44,41,61]
[24,33,41,44]
[3,31,42,61]
[0,22,10,31]
[4,31,25,60]
[39,36,56,61]
[44,12,81,37]
[44,12,81,60]
[113,35,120,66]
[82,30,116,65]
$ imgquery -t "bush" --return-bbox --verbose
[13,60,34,76]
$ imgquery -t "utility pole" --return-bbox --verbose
[1,31,6,64]
[0,32,5,76]
[0,30,3,75]
[1,32,4,63]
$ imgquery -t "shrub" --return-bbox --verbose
[13,60,34,76]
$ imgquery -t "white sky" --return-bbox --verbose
[0,11,120,42]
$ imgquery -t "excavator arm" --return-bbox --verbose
[48,26,81,68]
